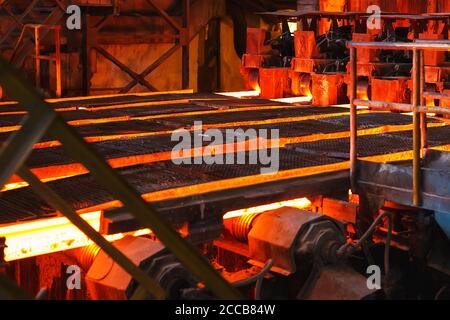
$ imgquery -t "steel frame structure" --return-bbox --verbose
[83,0,191,95]
[0,1,191,96]
[0,58,241,300]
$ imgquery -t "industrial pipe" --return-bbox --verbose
[354,99,450,115]
[347,41,450,51]
[419,52,428,153]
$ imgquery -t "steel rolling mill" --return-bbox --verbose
[0,0,449,302]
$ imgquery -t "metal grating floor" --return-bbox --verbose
[288,125,450,159]
[0,150,341,223]
[0,92,221,113]
[23,112,428,169]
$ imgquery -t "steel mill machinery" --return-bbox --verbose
[0,0,450,302]
[241,11,362,103]
[241,11,450,108]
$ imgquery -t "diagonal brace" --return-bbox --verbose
[120,44,180,93]
[94,46,157,92]
[18,166,166,300]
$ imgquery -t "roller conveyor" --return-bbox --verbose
[0,92,450,229]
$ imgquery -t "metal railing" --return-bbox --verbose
[10,24,62,97]
[0,59,241,300]
[347,40,450,207]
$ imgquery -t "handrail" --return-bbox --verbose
[354,99,450,114]
[347,41,450,51]
[347,40,450,206]
[9,24,62,97]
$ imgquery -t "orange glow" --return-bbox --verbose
[0,101,18,106]
[46,89,194,103]
[131,228,152,237]
[0,211,151,262]
[73,161,349,216]
[0,103,320,136]
[270,96,313,103]
[0,98,231,117]
[288,21,298,33]
[348,189,359,203]
[223,197,311,220]
[73,135,450,216]
[426,100,435,107]
[4,117,448,190]
[216,90,261,98]
[204,111,362,130]
[1,181,29,192]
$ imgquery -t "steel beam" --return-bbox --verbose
[17,166,166,300]
[94,46,157,92]
[120,44,180,93]
[0,0,40,47]
[145,0,181,32]
[353,99,450,115]
[412,49,422,206]
[182,0,190,89]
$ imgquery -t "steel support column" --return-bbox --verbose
[182,0,190,89]
[412,49,422,206]
[349,46,358,192]
[18,166,166,300]
[419,50,427,153]
[81,10,90,96]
